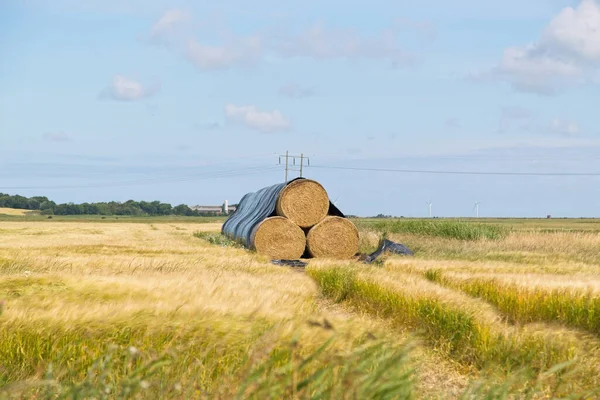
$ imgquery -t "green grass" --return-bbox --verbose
[193,231,243,248]
[357,220,507,241]
[471,218,600,232]
[425,270,600,336]
[306,265,600,394]
[0,314,414,399]
[0,304,594,399]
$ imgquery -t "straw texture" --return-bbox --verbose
[250,217,307,260]
[222,178,349,259]
[276,179,330,228]
[306,216,359,259]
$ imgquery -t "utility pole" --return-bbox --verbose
[285,151,289,182]
[279,151,310,182]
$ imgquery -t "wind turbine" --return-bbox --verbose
[332,196,340,206]
[425,200,433,218]
[473,201,481,218]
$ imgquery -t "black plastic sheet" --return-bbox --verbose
[364,240,414,263]
[271,259,308,268]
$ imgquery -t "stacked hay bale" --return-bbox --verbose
[250,217,306,260]
[306,217,359,259]
[222,178,359,259]
[275,179,329,228]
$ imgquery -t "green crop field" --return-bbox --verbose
[1,217,599,399]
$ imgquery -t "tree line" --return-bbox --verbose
[0,193,221,216]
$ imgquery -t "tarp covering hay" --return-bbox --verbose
[251,217,306,260]
[222,177,354,259]
[306,216,359,259]
[222,178,342,248]
[275,179,329,228]
[222,181,288,248]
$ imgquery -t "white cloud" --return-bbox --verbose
[43,132,72,142]
[150,9,190,39]
[278,83,314,99]
[494,46,582,94]
[148,12,413,70]
[550,119,580,137]
[543,0,600,62]
[186,36,263,70]
[274,22,412,65]
[225,104,291,133]
[98,75,159,101]
[492,0,600,94]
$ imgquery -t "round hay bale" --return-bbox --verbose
[276,179,329,228]
[251,217,306,260]
[306,216,359,259]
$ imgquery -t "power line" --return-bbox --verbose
[309,165,600,177]
[0,152,279,179]
[0,165,280,191]
[278,151,310,182]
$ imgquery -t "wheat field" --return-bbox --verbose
[0,208,39,217]
[1,218,599,398]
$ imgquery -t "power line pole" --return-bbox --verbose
[279,151,310,182]
[285,151,289,182]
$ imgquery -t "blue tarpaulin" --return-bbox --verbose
[221,178,344,248]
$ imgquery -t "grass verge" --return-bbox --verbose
[357,220,507,241]
[306,265,600,395]
[193,232,243,248]
[425,270,600,337]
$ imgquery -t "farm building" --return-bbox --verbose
[191,201,236,215]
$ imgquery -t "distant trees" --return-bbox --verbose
[0,193,50,210]
[173,204,194,216]
[372,214,394,219]
[0,193,207,217]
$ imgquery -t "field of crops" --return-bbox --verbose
[1,217,599,399]
[0,208,39,217]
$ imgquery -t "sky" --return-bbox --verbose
[1,0,600,217]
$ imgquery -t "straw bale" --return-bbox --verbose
[251,216,306,260]
[306,216,359,259]
[276,179,329,228]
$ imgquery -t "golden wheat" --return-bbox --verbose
[0,221,470,398]
[0,208,39,216]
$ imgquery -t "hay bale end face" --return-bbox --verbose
[251,216,307,260]
[306,216,359,259]
[222,178,355,260]
[276,179,330,228]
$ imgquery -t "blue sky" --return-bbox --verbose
[1,0,600,217]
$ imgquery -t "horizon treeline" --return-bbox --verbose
[0,193,220,216]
